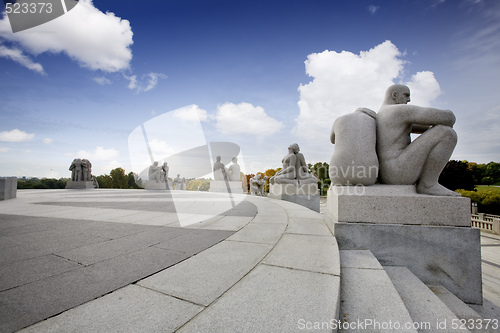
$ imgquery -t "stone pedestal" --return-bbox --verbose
[325,185,482,304]
[65,181,95,189]
[144,180,171,190]
[0,177,17,200]
[269,183,320,212]
[209,180,244,194]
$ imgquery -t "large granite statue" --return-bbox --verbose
[377,84,459,196]
[326,85,481,305]
[67,158,95,189]
[270,143,318,186]
[227,157,241,181]
[329,108,378,186]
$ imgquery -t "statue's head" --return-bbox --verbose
[216,156,221,162]
[385,84,411,105]
[288,143,300,154]
[153,161,158,166]
[232,157,237,163]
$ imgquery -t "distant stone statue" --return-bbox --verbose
[250,174,266,196]
[69,158,83,181]
[377,84,459,196]
[227,157,241,181]
[148,161,162,183]
[161,162,169,183]
[82,159,92,181]
[173,174,182,190]
[181,177,187,190]
[270,143,318,186]
[213,156,226,181]
[329,108,379,186]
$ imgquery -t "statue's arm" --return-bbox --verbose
[411,124,431,134]
[386,105,455,127]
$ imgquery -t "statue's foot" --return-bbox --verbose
[416,183,461,197]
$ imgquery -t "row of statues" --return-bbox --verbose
[69,158,92,182]
[330,84,458,196]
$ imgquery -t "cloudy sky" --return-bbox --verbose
[0,0,499,179]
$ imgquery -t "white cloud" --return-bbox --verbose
[43,138,53,144]
[125,72,166,93]
[0,129,35,142]
[93,76,111,85]
[0,0,133,72]
[367,5,379,15]
[144,72,167,92]
[0,147,9,152]
[215,102,284,140]
[172,104,209,123]
[76,146,119,161]
[148,139,177,158]
[0,44,45,74]
[294,40,441,141]
[405,71,441,106]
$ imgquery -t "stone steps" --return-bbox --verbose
[339,250,498,333]
[338,250,417,332]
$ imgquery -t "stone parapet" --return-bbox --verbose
[0,177,17,200]
[326,184,470,227]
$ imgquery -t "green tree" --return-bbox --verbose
[127,172,141,189]
[110,167,128,189]
[438,160,475,191]
[96,174,112,188]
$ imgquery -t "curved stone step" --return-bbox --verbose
[339,250,417,332]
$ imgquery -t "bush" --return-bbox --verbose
[457,189,500,215]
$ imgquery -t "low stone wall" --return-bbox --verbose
[471,213,500,235]
[0,177,17,200]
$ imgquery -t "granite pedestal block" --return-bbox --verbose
[325,184,482,304]
[0,177,17,200]
[144,180,171,190]
[326,184,470,227]
[269,183,319,212]
[65,181,95,189]
[209,180,244,194]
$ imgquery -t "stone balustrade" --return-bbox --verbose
[471,213,500,235]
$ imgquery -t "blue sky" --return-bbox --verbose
[0,0,499,179]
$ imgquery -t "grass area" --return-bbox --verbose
[476,185,500,194]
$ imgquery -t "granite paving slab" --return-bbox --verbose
[138,240,273,306]
[177,264,340,333]
[16,285,204,333]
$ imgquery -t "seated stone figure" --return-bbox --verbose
[329,108,378,186]
[148,161,162,183]
[227,157,241,181]
[377,84,459,196]
[270,143,317,186]
[213,156,226,181]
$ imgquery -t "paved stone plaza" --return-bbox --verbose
[0,190,499,332]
